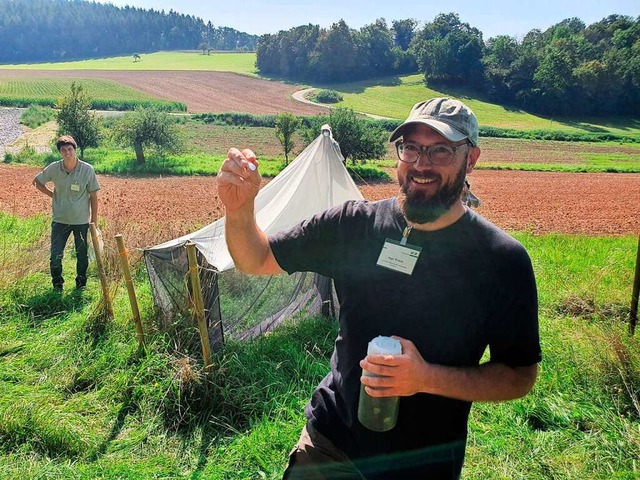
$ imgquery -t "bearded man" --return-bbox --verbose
[217,98,541,480]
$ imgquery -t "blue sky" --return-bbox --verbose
[100,0,638,39]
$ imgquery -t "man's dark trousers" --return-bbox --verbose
[50,222,89,289]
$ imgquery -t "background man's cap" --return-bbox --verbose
[389,97,479,146]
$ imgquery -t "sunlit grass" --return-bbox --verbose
[323,74,640,137]
[0,51,258,76]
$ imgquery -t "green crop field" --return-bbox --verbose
[0,77,185,111]
[0,51,258,76]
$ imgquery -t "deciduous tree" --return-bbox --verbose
[302,108,386,164]
[111,107,182,163]
[56,82,100,159]
[274,112,301,165]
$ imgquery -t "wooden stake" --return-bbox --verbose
[186,242,212,372]
[629,234,640,336]
[90,222,113,318]
[115,234,145,349]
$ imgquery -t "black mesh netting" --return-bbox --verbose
[144,245,336,352]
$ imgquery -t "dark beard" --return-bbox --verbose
[398,160,467,224]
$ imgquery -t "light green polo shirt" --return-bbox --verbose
[35,160,100,225]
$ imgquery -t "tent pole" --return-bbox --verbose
[186,243,212,373]
[629,234,640,336]
[90,223,113,319]
[115,234,145,350]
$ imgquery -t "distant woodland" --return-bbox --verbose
[1,0,638,117]
[0,0,257,63]
[258,14,640,116]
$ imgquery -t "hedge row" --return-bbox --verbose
[477,126,639,143]
[0,97,187,112]
[194,112,638,144]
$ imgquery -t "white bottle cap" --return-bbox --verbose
[367,336,402,356]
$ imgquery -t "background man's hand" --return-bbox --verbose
[217,148,261,214]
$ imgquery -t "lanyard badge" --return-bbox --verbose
[376,226,422,275]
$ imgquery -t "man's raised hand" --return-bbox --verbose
[217,148,261,214]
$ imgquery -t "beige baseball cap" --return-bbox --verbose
[389,97,479,146]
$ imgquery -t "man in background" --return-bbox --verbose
[217,98,541,479]
[33,135,99,291]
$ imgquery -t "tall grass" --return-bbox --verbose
[0,212,638,478]
[0,213,49,290]
[20,104,55,128]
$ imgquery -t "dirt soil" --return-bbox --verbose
[0,70,331,115]
[5,164,638,249]
[1,69,637,241]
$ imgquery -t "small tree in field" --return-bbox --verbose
[301,108,386,163]
[56,82,100,158]
[111,107,182,163]
[274,112,301,165]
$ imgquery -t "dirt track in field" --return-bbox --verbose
[0,70,330,115]
[5,164,638,250]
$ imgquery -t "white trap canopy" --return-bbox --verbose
[144,125,363,348]
[148,124,363,271]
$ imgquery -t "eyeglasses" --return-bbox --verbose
[395,141,471,166]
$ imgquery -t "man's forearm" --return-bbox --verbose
[423,362,538,402]
[225,206,283,275]
[33,179,53,198]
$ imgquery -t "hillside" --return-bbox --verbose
[0,0,257,64]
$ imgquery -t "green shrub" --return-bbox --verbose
[20,105,56,128]
[313,89,343,103]
[193,112,277,127]
[3,144,38,164]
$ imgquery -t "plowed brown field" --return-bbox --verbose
[4,164,638,250]
[0,70,330,115]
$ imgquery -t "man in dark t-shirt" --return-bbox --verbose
[217,98,541,479]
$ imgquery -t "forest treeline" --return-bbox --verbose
[0,0,257,63]
[257,14,640,116]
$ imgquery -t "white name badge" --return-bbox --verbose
[70,183,80,192]
[376,238,422,275]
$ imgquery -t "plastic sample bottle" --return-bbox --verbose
[357,336,403,432]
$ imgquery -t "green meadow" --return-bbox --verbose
[0,50,258,76]
[324,74,640,137]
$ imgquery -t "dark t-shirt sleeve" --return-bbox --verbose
[488,242,542,367]
[269,202,350,278]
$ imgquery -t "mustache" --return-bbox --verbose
[402,172,441,193]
